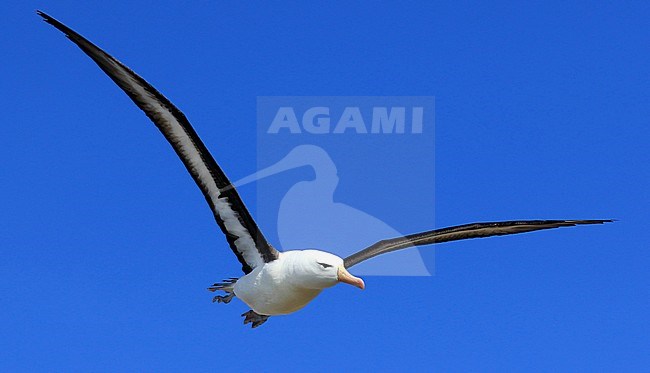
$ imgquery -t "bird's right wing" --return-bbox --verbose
[38,11,279,274]
[343,219,613,269]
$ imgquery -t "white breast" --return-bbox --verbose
[233,255,322,315]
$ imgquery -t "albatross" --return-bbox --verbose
[38,11,612,328]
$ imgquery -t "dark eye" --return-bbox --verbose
[317,262,333,269]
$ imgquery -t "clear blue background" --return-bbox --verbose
[2,1,647,371]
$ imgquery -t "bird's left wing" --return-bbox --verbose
[38,11,279,274]
[344,219,612,268]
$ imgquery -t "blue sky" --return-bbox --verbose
[2,1,648,371]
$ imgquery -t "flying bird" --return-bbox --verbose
[38,11,612,328]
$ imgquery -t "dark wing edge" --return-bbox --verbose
[343,219,614,269]
[38,11,279,273]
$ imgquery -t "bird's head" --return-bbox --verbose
[290,250,365,290]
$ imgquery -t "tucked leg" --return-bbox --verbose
[242,310,270,328]
[212,292,234,304]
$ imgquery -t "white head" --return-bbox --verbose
[287,250,365,290]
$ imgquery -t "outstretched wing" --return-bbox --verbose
[38,11,279,274]
[344,219,612,268]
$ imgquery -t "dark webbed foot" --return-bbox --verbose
[242,310,270,328]
[208,278,238,304]
[212,293,234,304]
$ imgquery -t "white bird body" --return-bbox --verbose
[234,250,355,315]
[235,253,322,315]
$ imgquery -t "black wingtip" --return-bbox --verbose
[36,10,74,33]
[36,10,50,21]
[36,10,65,33]
[550,219,615,228]
[36,10,94,50]
[573,219,615,225]
[37,10,65,28]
